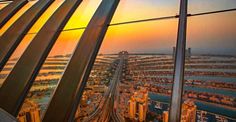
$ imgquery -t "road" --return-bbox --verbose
[83,55,125,122]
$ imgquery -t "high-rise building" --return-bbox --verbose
[181,100,197,122]
[129,98,136,119]
[128,88,148,121]
[172,47,191,59]
[173,47,176,59]
[17,100,41,122]
[163,100,197,122]
[186,48,192,59]
[163,111,169,122]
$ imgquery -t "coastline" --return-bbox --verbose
[148,92,236,119]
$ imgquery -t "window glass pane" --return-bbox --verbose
[0,34,35,87]
[28,0,64,33]
[0,1,37,36]
[0,0,64,87]
[110,0,179,24]
[188,0,236,14]
[18,29,84,118]
[182,11,236,121]
[17,0,102,120]
[76,1,180,121]
[77,19,178,121]
[111,0,179,23]
[63,0,102,30]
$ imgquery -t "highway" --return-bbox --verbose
[83,54,125,122]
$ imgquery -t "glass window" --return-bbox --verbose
[111,0,179,24]
[0,1,37,36]
[0,34,36,87]
[17,0,102,120]
[28,0,64,34]
[0,0,64,87]
[76,0,179,119]
[63,0,102,30]
[182,10,236,122]
[19,29,85,116]
[188,0,236,14]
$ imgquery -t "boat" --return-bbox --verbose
[154,102,162,109]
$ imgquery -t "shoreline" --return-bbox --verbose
[149,92,236,119]
[149,92,236,111]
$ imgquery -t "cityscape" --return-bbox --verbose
[1,48,235,122]
[0,0,236,122]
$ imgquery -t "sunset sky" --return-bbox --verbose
[0,0,236,58]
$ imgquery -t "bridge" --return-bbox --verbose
[83,53,126,122]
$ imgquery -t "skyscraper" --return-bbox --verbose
[181,100,197,122]
[172,47,191,59]
[129,98,136,119]
[17,100,40,122]
[163,100,197,122]
[128,88,148,121]
[163,111,169,122]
